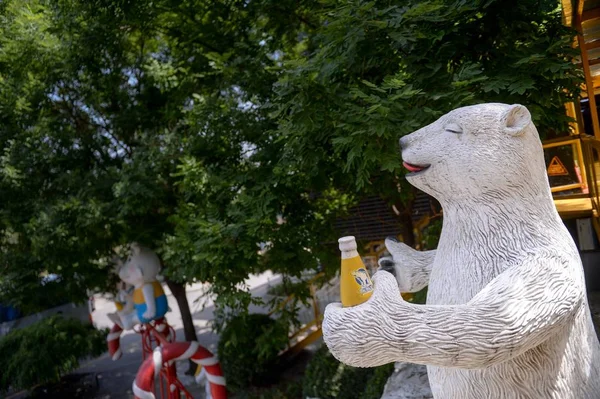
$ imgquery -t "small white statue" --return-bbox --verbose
[113,281,134,317]
[109,243,168,329]
[106,281,134,360]
[323,104,600,398]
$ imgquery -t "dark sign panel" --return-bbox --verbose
[544,144,584,196]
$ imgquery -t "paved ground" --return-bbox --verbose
[75,272,282,399]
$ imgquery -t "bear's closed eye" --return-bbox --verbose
[444,123,462,134]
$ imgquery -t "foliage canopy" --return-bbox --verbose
[0,0,581,324]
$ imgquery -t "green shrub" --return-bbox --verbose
[0,316,107,393]
[409,286,428,305]
[361,362,395,399]
[422,219,442,250]
[302,345,342,399]
[303,345,394,399]
[218,313,289,392]
[336,365,376,399]
[233,380,303,399]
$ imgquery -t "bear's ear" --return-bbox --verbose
[502,104,531,136]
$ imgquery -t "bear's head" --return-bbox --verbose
[117,243,161,287]
[400,103,547,203]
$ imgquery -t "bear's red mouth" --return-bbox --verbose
[403,162,430,174]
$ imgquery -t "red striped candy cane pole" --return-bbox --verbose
[107,324,124,361]
[133,341,227,399]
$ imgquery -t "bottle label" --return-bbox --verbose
[340,254,374,307]
[352,268,374,294]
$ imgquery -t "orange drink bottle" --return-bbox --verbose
[339,236,374,307]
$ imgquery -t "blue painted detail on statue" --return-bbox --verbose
[134,294,168,323]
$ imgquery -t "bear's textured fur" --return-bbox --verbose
[323,104,600,398]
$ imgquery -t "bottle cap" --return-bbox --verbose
[338,236,357,252]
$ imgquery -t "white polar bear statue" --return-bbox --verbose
[323,103,600,398]
[109,243,169,329]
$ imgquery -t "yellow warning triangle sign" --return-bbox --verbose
[547,156,569,176]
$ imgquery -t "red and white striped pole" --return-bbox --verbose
[107,323,124,361]
[133,341,227,399]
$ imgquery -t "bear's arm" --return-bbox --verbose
[394,248,435,293]
[383,240,435,292]
[323,254,583,369]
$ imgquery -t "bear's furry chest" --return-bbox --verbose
[426,244,509,305]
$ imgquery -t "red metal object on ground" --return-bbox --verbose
[107,323,124,360]
[132,319,227,399]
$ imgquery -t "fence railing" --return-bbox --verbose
[581,136,600,228]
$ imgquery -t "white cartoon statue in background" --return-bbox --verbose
[107,281,135,360]
[113,281,135,320]
[109,243,168,329]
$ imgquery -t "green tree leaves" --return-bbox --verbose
[0,0,582,327]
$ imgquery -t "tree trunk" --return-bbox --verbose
[398,209,416,248]
[165,279,198,374]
